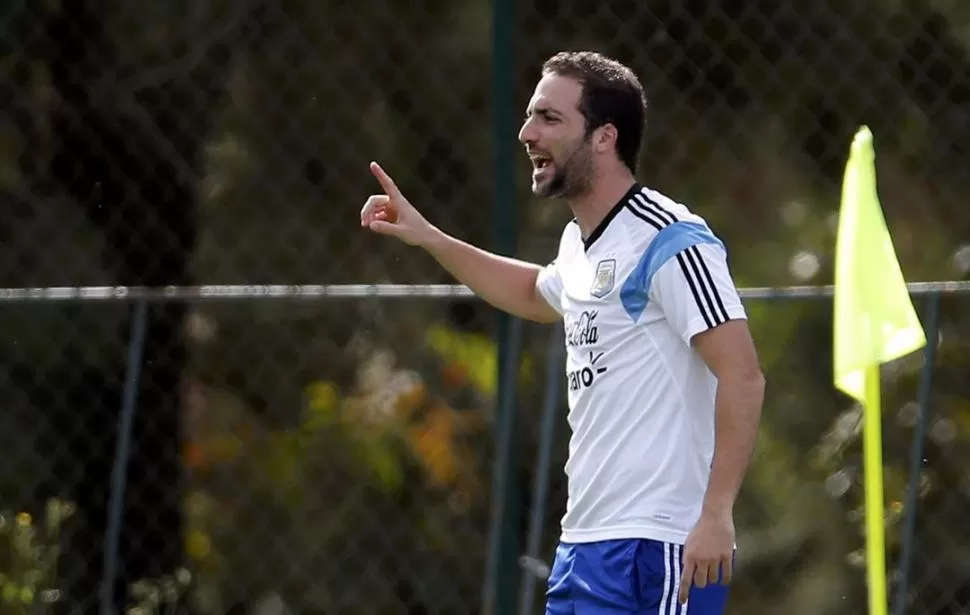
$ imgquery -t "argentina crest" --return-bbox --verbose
[590,259,616,298]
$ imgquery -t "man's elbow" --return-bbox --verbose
[750,371,766,415]
[746,366,766,395]
[729,365,766,413]
[715,358,765,402]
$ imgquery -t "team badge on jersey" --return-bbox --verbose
[590,259,616,298]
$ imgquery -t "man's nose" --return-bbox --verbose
[518,119,537,145]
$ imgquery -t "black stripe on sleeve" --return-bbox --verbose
[690,245,730,322]
[676,252,715,329]
[683,249,723,327]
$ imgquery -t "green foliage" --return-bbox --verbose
[177,323,511,613]
[0,500,69,615]
[0,499,195,615]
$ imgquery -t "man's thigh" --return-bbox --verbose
[544,539,730,615]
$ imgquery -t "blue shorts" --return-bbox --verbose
[545,539,730,614]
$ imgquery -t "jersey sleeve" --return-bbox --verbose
[535,259,564,315]
[649,241,747,346]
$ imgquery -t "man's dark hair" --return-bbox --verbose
[541,51,647,173]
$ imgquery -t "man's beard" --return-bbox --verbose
[536,139,594,199]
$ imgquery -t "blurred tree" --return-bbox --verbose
[0,0,249,611]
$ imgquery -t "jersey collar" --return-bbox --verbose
[581,181,641,252]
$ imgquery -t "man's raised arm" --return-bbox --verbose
[360,161,561,323]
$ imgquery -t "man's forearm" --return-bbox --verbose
[422,227,560,323]
[702,373,765,514]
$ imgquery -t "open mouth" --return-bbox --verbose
[530,154,552,170]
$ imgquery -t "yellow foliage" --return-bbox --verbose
[306,381,340,418]
[407,406,459,488]
[425,325,533,394]
[186,530,212,561]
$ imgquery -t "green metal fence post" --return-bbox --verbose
[484,0,521,613]
[100,300,150,615]
[893,291,941,615]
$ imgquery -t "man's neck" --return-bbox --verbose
[569,171,637,240]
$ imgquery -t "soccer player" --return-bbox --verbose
[360,51,765,614]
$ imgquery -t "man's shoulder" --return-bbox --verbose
[627,185,710,226]
[617,185,719,252]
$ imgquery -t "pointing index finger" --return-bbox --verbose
[370,161,401,197]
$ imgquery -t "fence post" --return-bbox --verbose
[892,291,941,615]
[484,0,522,613]
[518,329,565,614]
[100,300,150,615]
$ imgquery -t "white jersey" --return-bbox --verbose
[535,182,747,545]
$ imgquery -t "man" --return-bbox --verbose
[360,51,765,614]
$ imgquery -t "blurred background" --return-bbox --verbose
[0,0,969,614]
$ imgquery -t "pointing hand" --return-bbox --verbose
[360,162,434,247]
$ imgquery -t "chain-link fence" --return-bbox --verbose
[2,1,970,614]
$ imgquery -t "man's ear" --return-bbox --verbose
[594,124,618,154]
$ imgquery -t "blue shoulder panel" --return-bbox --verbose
[619,221,724,323]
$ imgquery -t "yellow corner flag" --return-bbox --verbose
[833,125,927,615]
